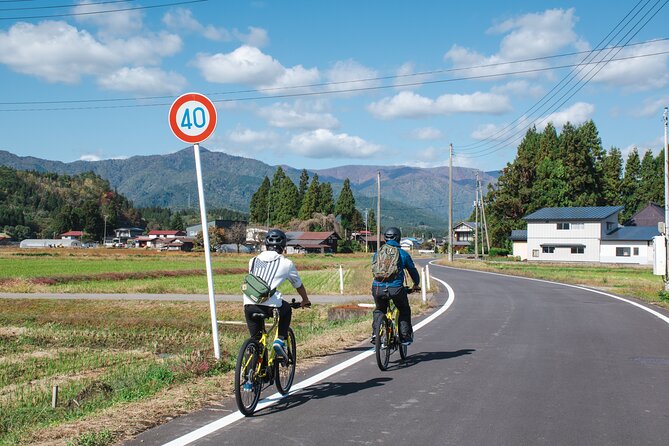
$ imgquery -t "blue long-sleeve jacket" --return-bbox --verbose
[371,240,421,288]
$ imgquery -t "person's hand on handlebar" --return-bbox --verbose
[300,297,311,308]
[411,284,421,293]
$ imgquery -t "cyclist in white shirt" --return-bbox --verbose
[243,229,311,358]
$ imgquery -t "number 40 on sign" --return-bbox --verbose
[168,93,217,144]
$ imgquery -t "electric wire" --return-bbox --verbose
[0,0,206,20]
[0,0,133,11]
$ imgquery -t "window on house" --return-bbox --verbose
[607,222,617,232]
[571,223,584,230]
[571,247,584,254]
[616,247,631,257]
[532,249,539,257]
[556,223,570,230]
[542,246,555,253]
[633,247,639,256]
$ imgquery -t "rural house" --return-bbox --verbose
[511,206,659,264]
[285,231,341,254]
[452,221,478,253]
[60,231,85,240]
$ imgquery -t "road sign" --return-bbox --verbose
[168,92,217,144]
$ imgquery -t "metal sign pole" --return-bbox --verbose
[193,143,220,359]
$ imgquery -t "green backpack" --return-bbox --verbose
[241,258,277,304]
[372,243,401,282]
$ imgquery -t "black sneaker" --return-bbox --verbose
[401,335,413,346]
[370,335,376,344]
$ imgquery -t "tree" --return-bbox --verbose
[298,169,309,209]
[601,147,623,206]
[639,148,662,206]
[169,213,186,231]
[249,176,270,225]
[195,226,225,252]
[318,182,335,215]
[275,176,300,226]
[621,148,641,222]
[268,167,287,226]
[225,222,247,253]
[335,178,357,231]
[299,174,320,220]
[367,208,377,234]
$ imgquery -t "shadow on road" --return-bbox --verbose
[257,377,392,415]
[392,348,476,369]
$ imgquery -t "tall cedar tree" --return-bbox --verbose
[367,208,377,234]
[318,182,335,215]
[268,167,287,226]
[601,147,623,206]
[639,149,663,207]
[299,174,321,220]
[298,169,309,209]
[249,176,270,224]
[620,148,641,222]
[275,176,300,226]
[335,178,357,231]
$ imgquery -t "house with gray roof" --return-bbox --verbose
[512,206,659,264]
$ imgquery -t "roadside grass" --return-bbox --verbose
[435,258,668,309]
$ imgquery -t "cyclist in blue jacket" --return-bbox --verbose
[371,227,421,345]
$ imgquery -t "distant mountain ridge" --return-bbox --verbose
[0,148,498,230]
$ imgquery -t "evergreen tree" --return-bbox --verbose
[249,176,270,224]
[299,174,320,220]
[275,176,300,226]
[298,169,309,209]
[318,182,335,215]
[367,208,377,234]
[350,208,365,231]
[601,147,623,206]
[169,213,185,231]
[576,120,605,205]
[639,149,662,206]
[531,158,570,209]
[621,148,642,222]
[335,178,357,231]
[268,167,287,226]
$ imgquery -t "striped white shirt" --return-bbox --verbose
[243,250,303,307]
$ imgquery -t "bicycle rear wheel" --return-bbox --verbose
[275,328,296,395]
[375,318,391,371]
[399,335,408,360]
[234,338,263,416]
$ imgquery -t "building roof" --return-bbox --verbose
[626,203,663,227]
[61,231,84,237]
[509,229,527,241]
[294,243,331,249]
[524,206,624,221]
[454,221,478,230]
[602,226,660,241]
[148,230,184,236]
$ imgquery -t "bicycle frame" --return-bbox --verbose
[245,309,280,384]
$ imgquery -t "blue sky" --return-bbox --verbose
[1,0,668,172]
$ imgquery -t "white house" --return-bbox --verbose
[513,206,659,265]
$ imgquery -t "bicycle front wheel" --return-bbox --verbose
[234,338,262,416]
[275,328,296,395]
[375,318,391,371]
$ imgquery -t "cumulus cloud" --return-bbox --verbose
[97,67,187,94]
[536,102,594,130]
[257,102,339,129]
[80,153,101,162]
[368,91,511,119]
[289,129,382,158]
[325,59,380,93]
[445,8,585,80]
[410,127,444,140]
[492,80,544,97]
[163,7,231,41]
[0,21,181,84]
[74,0,143,37]
[634,95,669,118]
[228,127,281,146]
[586,40,669,90]
[193,45,319,91]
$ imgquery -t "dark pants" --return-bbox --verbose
[372,285,412,340]
[244,301,292,340]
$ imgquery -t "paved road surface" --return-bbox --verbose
[120,261,669,445]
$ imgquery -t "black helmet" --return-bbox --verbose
[265,229,287,250]
[384,227,401,242]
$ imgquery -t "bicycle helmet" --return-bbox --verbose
[264,229,287,251]
[383,227,401,242]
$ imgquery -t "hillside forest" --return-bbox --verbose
[484,120,664,247]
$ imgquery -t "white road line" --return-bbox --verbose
[430,261,669,326]
[163,279,455,446]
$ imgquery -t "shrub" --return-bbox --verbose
[489,247,510,257]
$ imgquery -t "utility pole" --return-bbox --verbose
[364,208,368,253]
[474,173,479,260]
[448,143,453,262]
[103,215,108,246]
[664,107,669,290]
[480,178,491,254]
[377,171,381,253]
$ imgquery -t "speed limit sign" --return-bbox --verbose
[168,92,217,144]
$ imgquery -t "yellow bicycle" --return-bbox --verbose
[375,286,418,371]
[234,299,307,416]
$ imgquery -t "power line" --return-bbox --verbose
[0,0,133,11]
[2,37,667,108]
[2,48,669,112]
[0,0,206,20]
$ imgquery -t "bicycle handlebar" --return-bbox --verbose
[405,285,421,294]
[290,298,311,309]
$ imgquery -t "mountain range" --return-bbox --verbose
[0,148,498,231]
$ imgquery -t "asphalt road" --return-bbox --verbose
[127,261,669,446]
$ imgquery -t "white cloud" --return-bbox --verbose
[410,127,444,140]
[326,59,380,93]
[97,67,187,94]
[257,102,339,129]
[492,80,544,97]
[193,45,319,91]
[289,129,382,158]
[368,91,511,119]
[0,21,181,83]
[74,0,143,37]
[470,116,531,140]
[445,8,585,80]
[635,96,669,118]
[80,153,101,162]
[228,128,281,146]
[536,102,594,130]
[587,40,669,90]
[234,26,269,48]
[163,8,232,41]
